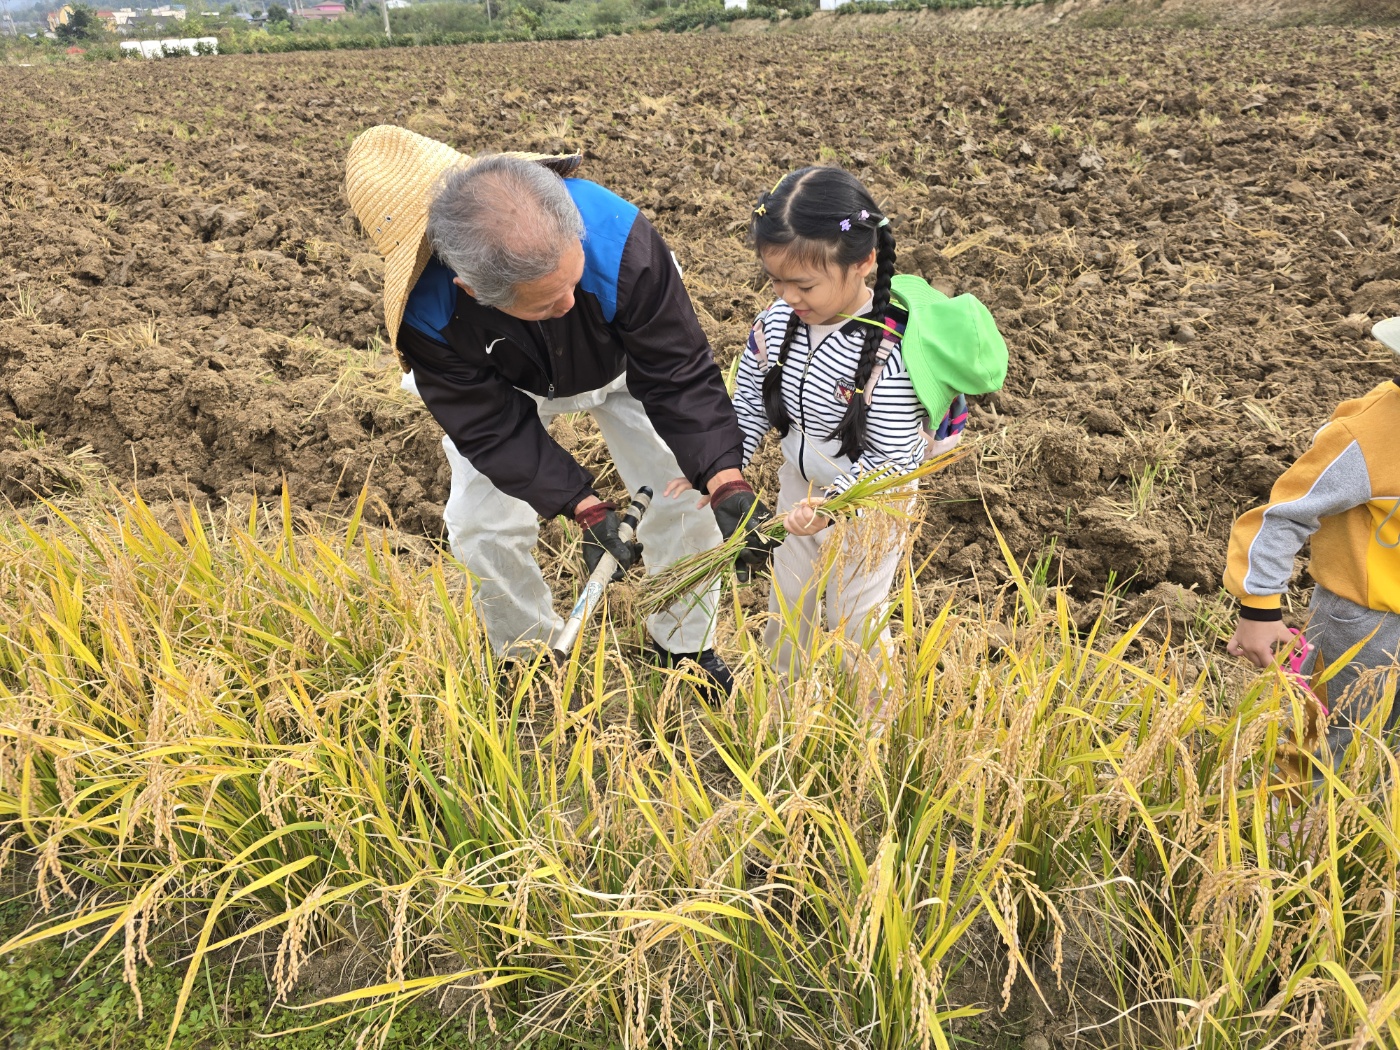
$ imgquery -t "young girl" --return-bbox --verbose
[672,166,968,696]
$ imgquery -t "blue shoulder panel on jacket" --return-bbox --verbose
[402,257,456,343]
[567,179,638,325]
[404,182,638,334]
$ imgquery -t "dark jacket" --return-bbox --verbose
[398,179,744,519]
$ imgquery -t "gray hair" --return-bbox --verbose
[427,155,584,309]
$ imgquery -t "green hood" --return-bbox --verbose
[890,274,1008,424]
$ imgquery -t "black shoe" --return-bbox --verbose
[646,643,735,700]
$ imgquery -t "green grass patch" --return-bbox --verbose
[0,898,489,1049]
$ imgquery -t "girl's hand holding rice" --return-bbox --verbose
[783,497,829,536]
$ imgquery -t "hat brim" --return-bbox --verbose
[345,124,582,360]
[1373,316,1400,356]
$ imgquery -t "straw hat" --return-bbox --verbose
[344,124,582,367]
[1374,316,1400,356]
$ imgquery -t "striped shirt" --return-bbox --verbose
[734,298,933,494]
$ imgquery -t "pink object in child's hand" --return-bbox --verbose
[1285,628,1327,715]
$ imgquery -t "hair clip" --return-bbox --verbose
[876,217,890,228]
[754,204,767,216]
[839,218,852,231]
[859,210,869,221]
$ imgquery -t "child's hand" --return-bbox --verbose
[1227,617,1298,669]
[663,477,710,508]
[783,497,829,536]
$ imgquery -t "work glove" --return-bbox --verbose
[576,501,643,581]
[709,479,776,582]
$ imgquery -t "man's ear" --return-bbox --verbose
[452,276,475,297]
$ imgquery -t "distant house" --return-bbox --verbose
[299,1,347,19]
[96,8,115,27]
[45,5,72,31]
[723,0,746,8]
[384,0,409,8]
[149,5,188,20]
[109,7,140,25]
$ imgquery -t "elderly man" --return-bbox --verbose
[345,125,769,689]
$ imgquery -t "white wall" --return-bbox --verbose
[723,0,747,8]
[119,36,218,57]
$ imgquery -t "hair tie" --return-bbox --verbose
[756,175,793,219]
[843,210,885,230]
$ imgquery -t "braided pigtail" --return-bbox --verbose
[761,309,801,437]
[829,220,896,460]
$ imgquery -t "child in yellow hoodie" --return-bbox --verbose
[1225,317,1400,760]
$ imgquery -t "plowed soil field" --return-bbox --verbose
[2,28,1398,617]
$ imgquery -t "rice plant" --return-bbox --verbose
[0,487,1398,1049]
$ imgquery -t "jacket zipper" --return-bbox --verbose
[795,325,818,483]
[533,322,557,399]
[789,319,861,484]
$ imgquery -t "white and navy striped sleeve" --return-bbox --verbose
[831,346,928,493]
[733,313,773,469]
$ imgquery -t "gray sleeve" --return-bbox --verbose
[1243,437,1372,595]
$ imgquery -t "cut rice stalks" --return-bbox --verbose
[643,446,969,614]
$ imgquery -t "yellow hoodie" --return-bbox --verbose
[1225,378,1400,616]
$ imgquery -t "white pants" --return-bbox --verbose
[763,459,909,689]
[405,372,722,656]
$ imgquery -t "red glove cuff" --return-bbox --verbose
[574,501,616,528]
[708,479,754,507]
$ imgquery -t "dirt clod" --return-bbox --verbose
[1083,407,1126,436]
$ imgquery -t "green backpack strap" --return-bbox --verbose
[889,274,1008,424]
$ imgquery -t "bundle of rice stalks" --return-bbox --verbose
[644,447,968,614]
